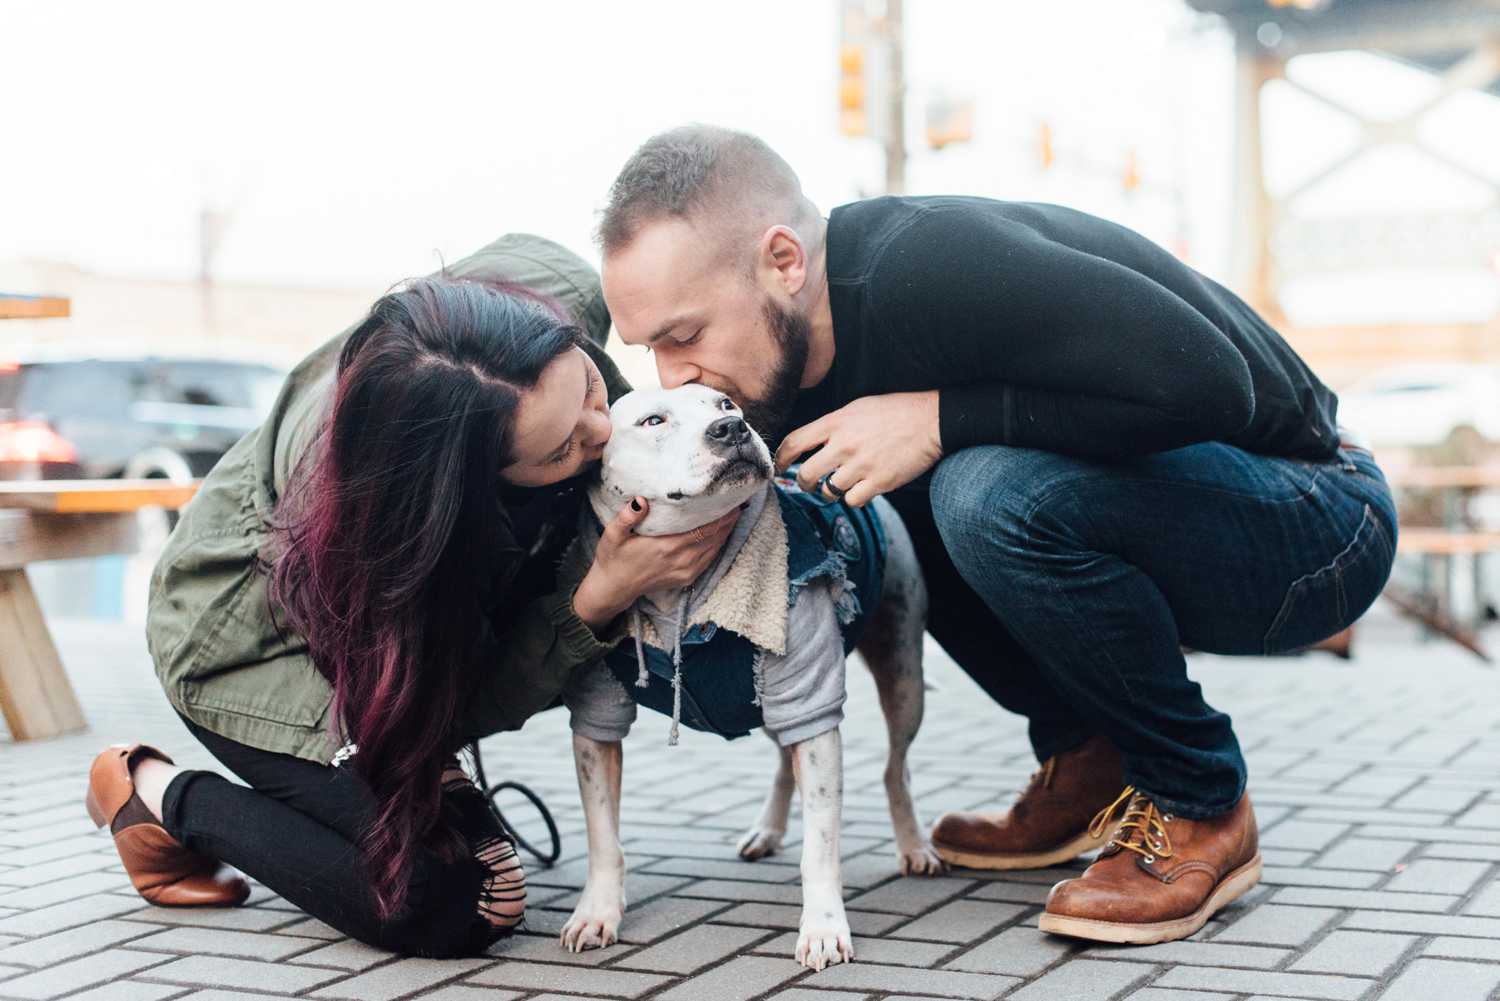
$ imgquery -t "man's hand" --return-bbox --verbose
[775,391,942,507]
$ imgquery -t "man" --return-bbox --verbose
[597,125,1397,945]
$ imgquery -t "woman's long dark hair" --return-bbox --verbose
[269,277,581,920]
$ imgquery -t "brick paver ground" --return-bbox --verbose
[3,607,1497,1001]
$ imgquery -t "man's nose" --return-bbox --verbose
[706,416,750,448]
[658,358,699,389]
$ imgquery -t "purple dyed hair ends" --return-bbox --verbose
[269,277,579,921]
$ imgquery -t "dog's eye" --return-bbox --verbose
[638,415,666,427]
[718,397,736,411]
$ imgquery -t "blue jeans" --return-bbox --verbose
[888,442,1396,819]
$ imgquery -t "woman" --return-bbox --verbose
[83,235,738,957]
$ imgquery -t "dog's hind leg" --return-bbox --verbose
[859,498,944,876]
[738,731,795,861]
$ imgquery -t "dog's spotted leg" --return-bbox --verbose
[560,734,626,952]
[738,732,795,861]
[860,499,944,876]
[792,728,853,970]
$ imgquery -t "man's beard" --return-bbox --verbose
[738,296,810,449]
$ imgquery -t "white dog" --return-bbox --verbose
[557,385,940,970]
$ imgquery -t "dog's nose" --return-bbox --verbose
[706,416,750,447]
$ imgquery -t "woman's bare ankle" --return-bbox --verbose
[131,757,181,824]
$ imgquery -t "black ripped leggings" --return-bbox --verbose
[162,717,524,957]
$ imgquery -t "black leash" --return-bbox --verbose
[465,741,561,867]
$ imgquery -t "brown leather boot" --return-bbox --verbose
[930,734,1127,870]
[85,744,250,907]
[1039,789,1261,944]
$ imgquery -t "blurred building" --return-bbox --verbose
[1186,0,1500,384]
[0,260,377,368]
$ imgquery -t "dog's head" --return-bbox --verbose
[588,384,774,536]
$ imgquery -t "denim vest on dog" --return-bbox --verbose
[604,476,887,741]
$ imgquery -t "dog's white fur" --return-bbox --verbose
[586,386,772,537]
[561,385,941,970]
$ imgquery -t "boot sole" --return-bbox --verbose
[932,825,1116,871]
[1037,853,1263,944]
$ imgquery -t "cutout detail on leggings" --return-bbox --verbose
[441,764,526,934]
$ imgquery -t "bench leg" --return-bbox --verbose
[0,568,87,740]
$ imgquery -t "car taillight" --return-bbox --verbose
[0,421,77,463]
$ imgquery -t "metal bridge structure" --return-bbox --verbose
[1185,0,1500,375]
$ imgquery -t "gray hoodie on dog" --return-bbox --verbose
[563,484,848,748]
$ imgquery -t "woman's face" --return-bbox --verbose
[501,348,612,487]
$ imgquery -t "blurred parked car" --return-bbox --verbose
[1335,363,1500,451]
[0,349,288,483]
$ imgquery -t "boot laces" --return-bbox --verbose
[1089,786,1174,864]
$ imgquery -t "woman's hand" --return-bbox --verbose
[572,498,741,630]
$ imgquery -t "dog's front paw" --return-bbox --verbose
[795,908,853,971]
[737,824,785,861]
[559,886,624,953]
[897,839,947,876]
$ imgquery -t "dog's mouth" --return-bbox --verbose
[707,451,773,490]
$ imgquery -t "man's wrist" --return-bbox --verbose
[922,390,944,457]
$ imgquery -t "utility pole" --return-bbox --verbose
[883,0,906,195]
[198,200,233,337]
[838,0,906,196]
[1229,26,1280,323]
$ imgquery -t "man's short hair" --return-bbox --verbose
[598,125,817,258]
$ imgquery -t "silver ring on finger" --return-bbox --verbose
[691,527,705,543]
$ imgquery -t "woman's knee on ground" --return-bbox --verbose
[367,839,527,958]
[439,764,528,941]
[474,834,527,933]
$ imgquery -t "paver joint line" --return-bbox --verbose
[5,616,1499,999]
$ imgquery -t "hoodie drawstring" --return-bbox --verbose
[631,605,648,688]
[667,589,689,746]
[628,589,692,746]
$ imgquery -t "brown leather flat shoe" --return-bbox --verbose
[1039,789,1261,944]
[930,734,1126,870]
[85,743,250,907]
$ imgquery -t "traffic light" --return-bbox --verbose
[839,42,868,138]
[926,94,974,150]
[838,0,890,142]
[1123,148,1141,193]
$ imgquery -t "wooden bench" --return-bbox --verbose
[1364,466,1500,661]
[0,480,199,741]
[1385,467,1500,492]
[1397,529,1500,557]
[1383,528,1500,663]
[0,293,70,320]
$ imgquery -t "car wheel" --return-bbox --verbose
[139,470,182,533]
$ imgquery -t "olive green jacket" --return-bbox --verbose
[146,234,631,764]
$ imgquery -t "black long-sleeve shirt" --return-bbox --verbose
[796,196,1338,461]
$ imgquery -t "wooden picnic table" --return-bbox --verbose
[0,480,199,741]
[0,293,70,320]
[1385,466,1500,490]
[1378,464,1500,660]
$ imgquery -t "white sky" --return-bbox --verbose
[4,0,1498,323]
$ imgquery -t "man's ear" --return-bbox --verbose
[758,225,808,297]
